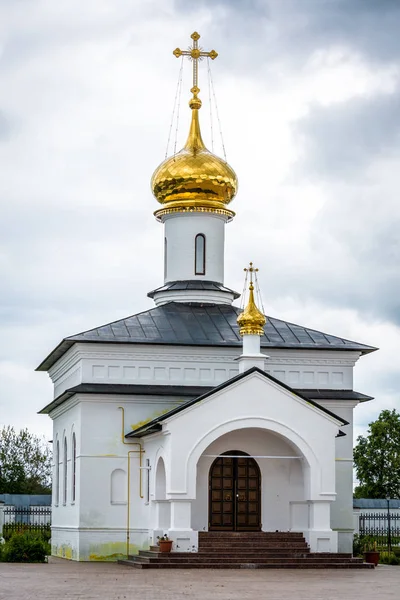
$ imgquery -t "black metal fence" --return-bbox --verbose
[2,506,51,540]
[359,512,400,545]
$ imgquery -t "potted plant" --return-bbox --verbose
[157,534,173,553]
[364,540,380,566]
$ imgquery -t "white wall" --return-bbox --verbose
[45,342,364,558]
[49,394,181,560]
[52,403,81,530]
[318,400,356,553]
[50,343,360,400]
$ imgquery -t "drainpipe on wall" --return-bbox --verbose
[118,407,145,559]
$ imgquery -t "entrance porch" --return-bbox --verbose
[150,426,338,553]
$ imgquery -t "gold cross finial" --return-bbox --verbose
[173,32,218,109]
[244,262,259,285]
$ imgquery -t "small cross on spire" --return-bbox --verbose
[173,32,218,107]
[244,262,259,285]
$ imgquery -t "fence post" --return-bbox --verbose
[0,501,4,541]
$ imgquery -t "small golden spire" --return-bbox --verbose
[237,263,266,336]
[184,87,205,154]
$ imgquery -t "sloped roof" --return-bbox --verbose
[38,383,371,415]
[126,366,348,437]
[354,499,400,509]
[37,302,377,371]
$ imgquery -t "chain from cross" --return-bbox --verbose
[173,32,218,99]
[244,262,259,284]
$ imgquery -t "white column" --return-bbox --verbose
[305,500,338,553]
[155,500,170,530]
[310,501,331,530]
[169,501,192,531]
[167,500,198,553]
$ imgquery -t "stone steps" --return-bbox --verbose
[198,532,304,536]
[199,544,309,547]
[119,559,373,570]
[118,532,374,570]
[131,555,365,565]
[134,551,356,560]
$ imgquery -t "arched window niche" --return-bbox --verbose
[110,469,127,504]
[55,440,60,506]
[71,432,76,503]
[63,438,67,505]
[155,457,166,500]
[195,234,206,275]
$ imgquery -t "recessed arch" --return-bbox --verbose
[63,437,68,505]
[110,468,127,504]
[55,437,60,506]
[155,457,167,500]
[71,431,77,502]
[186,418,317,499]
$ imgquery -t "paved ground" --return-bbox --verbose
[0,558,399,600]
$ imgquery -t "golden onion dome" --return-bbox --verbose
[237,282,266,336]
[152,89,238,221]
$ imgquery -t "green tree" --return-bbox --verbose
[0,426,52,494]
[353,409,400,499]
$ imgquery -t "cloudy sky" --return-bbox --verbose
[1,0,399,450]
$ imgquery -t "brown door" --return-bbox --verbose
[209,451,261,531]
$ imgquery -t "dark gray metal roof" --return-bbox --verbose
[37,302,377,371]
[126,367,348,437]
[299,390,373,403]
[353,499,400,509]
[38,383,370,415]
[148,280,240,299]
[38,383,214,415]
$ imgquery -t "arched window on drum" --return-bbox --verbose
[194,234,206,275]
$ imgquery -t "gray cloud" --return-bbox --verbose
[174,0,400,74]
[293,91,400,179]
[0,110,13,140]
[0,0,399,442]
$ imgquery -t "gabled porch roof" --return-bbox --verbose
[126,366,348,438]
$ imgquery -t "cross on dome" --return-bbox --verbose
[173,31,218,108]
[151,31,238,222]
[244,262,259,285]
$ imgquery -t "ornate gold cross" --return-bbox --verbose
[173,32,218,100]
[244,262,259,283]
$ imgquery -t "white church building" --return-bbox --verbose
[38,33,376,562]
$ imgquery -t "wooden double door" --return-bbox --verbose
[208,451,261,531]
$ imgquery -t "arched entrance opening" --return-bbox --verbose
[208,450,261,531]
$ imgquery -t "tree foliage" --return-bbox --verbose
[0,426,52,494]
[354,409,400,499]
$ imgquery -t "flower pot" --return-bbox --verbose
[364,551,380,566]
[158,540,173,553]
